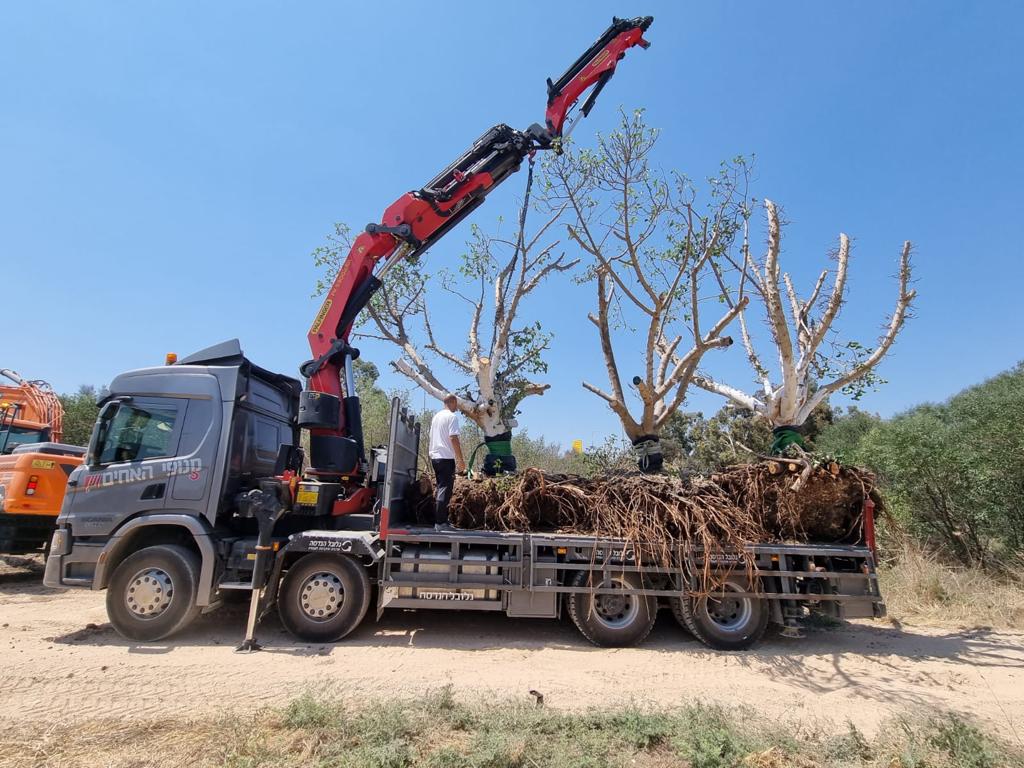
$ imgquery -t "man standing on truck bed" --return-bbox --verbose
[429,394,465,531]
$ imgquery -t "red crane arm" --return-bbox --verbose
[544,16,654,138]
[301,17,653,477]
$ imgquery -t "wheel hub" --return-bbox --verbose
[125,568,173,618]
[706,586,752,631]
[592,579,639,629]
[299,572,344,621]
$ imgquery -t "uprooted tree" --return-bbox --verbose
[694,200,916,453]
[542,110,750,471]
[313,177,574,473]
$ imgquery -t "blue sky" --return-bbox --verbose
[2,2,1022,448]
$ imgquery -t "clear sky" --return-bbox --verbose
[2,1,1022,448]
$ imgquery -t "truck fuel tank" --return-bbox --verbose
[395,545,502,602]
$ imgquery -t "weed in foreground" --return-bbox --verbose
[669,703,759,768]
[928,713,999,768]
[283,692,346,730]
[0,691,1020,768]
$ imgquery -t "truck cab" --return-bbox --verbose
[44,340,302,630]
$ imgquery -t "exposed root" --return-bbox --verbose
[410,461,879,588]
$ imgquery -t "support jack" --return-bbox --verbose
[232,483,287,653]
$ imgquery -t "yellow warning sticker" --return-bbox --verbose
[296,488,320,506]
[31,459,55,470]
[309,298,332,335]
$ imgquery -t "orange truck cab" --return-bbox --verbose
[0,370,85,554]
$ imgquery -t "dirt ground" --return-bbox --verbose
[2,556,1022,742]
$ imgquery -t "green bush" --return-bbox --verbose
[827,363,1024,566]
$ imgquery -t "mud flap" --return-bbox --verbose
[376,576,395,620]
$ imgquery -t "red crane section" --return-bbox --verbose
[301,16,653,480]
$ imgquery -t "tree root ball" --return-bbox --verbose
[411,462,879,548]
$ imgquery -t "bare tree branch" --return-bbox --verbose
[694,202,917,438]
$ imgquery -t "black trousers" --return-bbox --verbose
[431,458,456,525]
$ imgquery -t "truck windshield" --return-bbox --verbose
[0,426,45,454]
[91,402,178,465]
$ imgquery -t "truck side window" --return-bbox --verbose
[255,419,281,463]
[95,403,179,464]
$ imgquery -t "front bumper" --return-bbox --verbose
[43,527,102,588]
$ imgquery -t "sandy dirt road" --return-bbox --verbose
[2,556,1022,741]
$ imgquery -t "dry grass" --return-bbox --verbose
[880,545,1024,630]
[0,691,1018,768]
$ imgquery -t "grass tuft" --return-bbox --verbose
[0,691,1019,768]
[928,713,999,768]
[283,692,346,730]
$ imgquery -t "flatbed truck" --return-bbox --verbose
[43,341,884,650]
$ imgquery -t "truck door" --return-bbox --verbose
[62,396,185,539]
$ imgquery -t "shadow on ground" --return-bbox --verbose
[43,597,1024,670]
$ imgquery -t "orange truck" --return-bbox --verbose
[0,370,85,554]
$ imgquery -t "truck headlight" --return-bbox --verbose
[50,529,70,557]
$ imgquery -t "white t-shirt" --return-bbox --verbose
[428,408,461,460]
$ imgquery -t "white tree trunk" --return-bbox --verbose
[695,201,916,433]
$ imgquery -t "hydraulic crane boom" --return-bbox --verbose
[299,15,653,484]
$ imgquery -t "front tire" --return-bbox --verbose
[678,577,769,651]
[106,544,202,642]
[567,569,657,647]
[278,554,370,643]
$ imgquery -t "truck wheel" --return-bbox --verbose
[278,554,370,643]
[668,595,693,635]
[106,545,202,642]
[567,569,656,647]
[678,577,769,651]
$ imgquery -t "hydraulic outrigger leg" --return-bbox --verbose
[235,483,288,652]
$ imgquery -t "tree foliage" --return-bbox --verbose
[663,399,835,473]
[58,386,100,447]
[818,364,1024,566]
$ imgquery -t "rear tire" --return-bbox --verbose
[669,594,693,635]
[567,569,657,647]
[106,544,202,642]
[278,554,370,643]
[678,577,769,651]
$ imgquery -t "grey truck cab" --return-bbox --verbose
[44,340,302,638]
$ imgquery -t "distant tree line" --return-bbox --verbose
[58,386,100,447]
